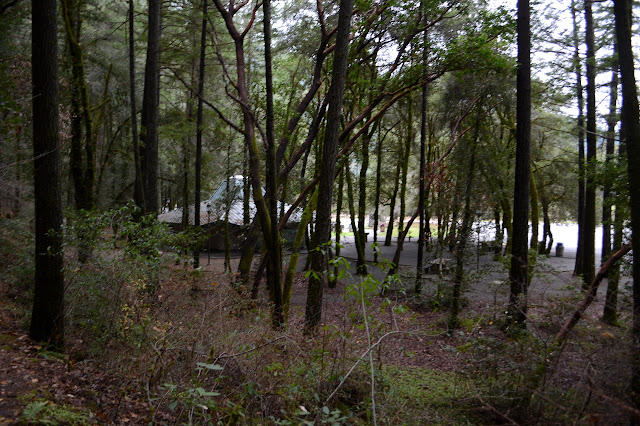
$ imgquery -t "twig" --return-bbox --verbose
[476,394,520,425]
[214,334,287,361]
[576,382,640,420]
[319,329,446,411]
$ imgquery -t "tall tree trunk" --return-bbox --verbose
[263,0,284,328]
[356,128,371,275]
[61,0,95,212]
[602,198,623,324]
[540,190,553,255]
[501,197,513,256]
[305,0,354,332]
[385,158,401,246]
[529,172,539,250]
[613,0,640,409]
[602,52,618,266]
[284,189,317,319]
[398,95,413,239]
[602,57,620,323]
[129,0,144,212]
[373,126,383,262]
[30,0,64,350]
[193,0,207,268]
[582,0,597,288]
[507,0,531,330]
[415,43,428,293]
[331,166,344,288]
[449,136,477,330]
[572,0,586,277]
[140,0,161,216]
[347,164,366,275]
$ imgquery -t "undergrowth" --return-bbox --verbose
[0,212,636,424]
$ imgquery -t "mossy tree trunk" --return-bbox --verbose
[305,0,354,332]
[61,0,95,212]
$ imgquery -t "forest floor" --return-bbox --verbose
[0,219,637,424]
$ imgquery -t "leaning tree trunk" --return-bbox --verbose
[30,0,65,350]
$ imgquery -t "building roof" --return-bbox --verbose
[159,176,303,226]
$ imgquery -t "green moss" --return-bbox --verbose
[379,365,476,424]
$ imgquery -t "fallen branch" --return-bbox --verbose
[555,243,632,344]
[528,243,633,398]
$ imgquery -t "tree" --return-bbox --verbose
[304,0,354,331]
[193,0,208,268]
[613,0,640,410]
[415,1,429,292]
[582,0,597,288]
[30,0,64,349]
[601,48,619,325]
[61,0,96,212]
[507,0,531,329]
[139,0,162,216]
[129,0,144,210]
[571,0,586,277]
[264,0,284,328]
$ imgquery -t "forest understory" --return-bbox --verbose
[0,216,636,425]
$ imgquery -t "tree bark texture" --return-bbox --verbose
[140,0,161,216]
[129,0,144,211]
[507,0,531,329]
[415,71,428,293]
[61,0,95,212]
[264,0,284,328]
[331,167,344,288]
[602,52,618,266]
[582,0,597,288]
[30,0,65,349]
[572,0,586,277]
[384,159,401,246]
[305,0,354,331]
[613,0,640,410]
[194,0,207,268]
